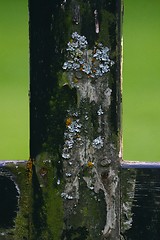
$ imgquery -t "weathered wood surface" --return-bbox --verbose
[121,169,160,240]
[29,0,122,239]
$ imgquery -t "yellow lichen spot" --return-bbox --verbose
[26,159,33,182]
[66,117,72,127]
[87,161,94,168]
[26,158,33,171]
[76,134,81,138]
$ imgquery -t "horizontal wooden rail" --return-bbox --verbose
[0,160,27,167]
[121,161,160,168]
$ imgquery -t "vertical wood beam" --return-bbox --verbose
[29,0,122,239]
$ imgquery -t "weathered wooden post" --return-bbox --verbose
[29,0,122,239]
[1,1,160,240]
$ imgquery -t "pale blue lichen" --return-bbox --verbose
[92,136,104,149]
[62,114,82,160]
[57,179,61,185]
[97,106,104,116]
[68,32,88,50]
[61,192,73,200]
[62,152,70,159]
[65,173,72,177]
[63,32,114,79]
[67,120,82,133]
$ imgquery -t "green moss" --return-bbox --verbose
[46,188,63,239]
[4,163,33,240]
[98,10,115,46]
[34,152,64,239]
[14,212,29,239]
[57,71,69,88]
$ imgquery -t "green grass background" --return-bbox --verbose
[0,0,29,160]
[123,0,160,161]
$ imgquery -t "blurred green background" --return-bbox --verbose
[0,1,29,160]
[123,0,160,161]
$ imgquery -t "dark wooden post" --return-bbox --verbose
[29,0,122,239]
